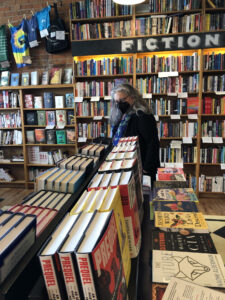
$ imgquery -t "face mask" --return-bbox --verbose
[117,101,130,114]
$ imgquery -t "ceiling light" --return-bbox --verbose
[113,0,145,5]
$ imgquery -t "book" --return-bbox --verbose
[35,129,46,144]
[21,72,30,86]
[34,96,43,108]
[37,111,46,126]
[49,68,62,85]
[54,96,64,108]
[26,130,35,144]
[66,129,75,144]
[150,188,199,202]
[162,277,225,300]
[151,229,217,253]
[10,73,19,86]
[62,68,73,84]
[46,130,56,144]
[46,111,56,126]
[56,110,66,128]
[67,170,85,193]
[39,213,80,300]
[44,92,54,108]
[187,96,199,114]
[65,93,74,108]
[58,212,95,300]
[0,214,36,284]
[154,211,209,233]
[56,130,66,144]
[25,111,37,125]
[42,70,49,85]
[24,94,33,108]
[153,200,199,212]
[76,211,128,299]
[152,250,225,288]
[31,71,39,85]
[67,110,75,125]
[1,71,10,86]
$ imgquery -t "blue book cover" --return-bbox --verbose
[10,73,20,86]
[44,92,54,108]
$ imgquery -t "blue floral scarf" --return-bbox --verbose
[112,112,133,146]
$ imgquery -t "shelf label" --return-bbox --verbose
[78,137,87,143]
[91,96,100,102]
[93,116,103,120]
[167,92,177,96]
[154,115,159,121]
[104,95,111,100]
[202,137,212,143]
[188,114,198,119]
[75,97,83,102]
[212,137,223,144]
[170,141,182,149]
[182,137,192,144]
[215,91,225,95]
[164,163,175,168]
[143,93,152,99]
[170,114,180,120]
[178,92,188,98]
[158,71,178,78]
[165,162,183,168]
[45,125,55,129]
[221,163,225,170]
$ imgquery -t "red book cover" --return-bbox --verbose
[187,97,199,114]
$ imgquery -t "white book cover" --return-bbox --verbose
[152,250,225,288]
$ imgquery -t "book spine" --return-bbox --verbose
[76,253,97,300]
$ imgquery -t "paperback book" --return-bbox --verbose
[150,188,199,202]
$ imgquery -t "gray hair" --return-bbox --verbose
[110,83,151,126]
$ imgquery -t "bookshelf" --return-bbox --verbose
[69,0,225,197]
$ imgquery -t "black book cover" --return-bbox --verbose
[46,129,56,144]
[25,111,37,125]
[43,92,54,108]
[67,110,75,125]
[152,229,217,253]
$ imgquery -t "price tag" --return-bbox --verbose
[104,95,111,100]
[158,71,178,78]
[221,163,225,170]
[212,137,223,144]
[91,96,100,102]
[182,137,192,144]
[178,92,188,98]
[167,92,177,96]
[154,115,159,121]
[170,114,180,119]
[56,31,65,40]
[45,125,55,129]
[188,114,198,119]
[93,116,103,120]
[75,97,83,102]
[78,137,87,143]
[202,137,212,143]
[215,91,225,95]
[143,93,152,99]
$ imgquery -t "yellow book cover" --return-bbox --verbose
[50,68,62,85]
[154,211,209,233]
[99,187,131,286]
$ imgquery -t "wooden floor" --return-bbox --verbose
[0,188,225,216]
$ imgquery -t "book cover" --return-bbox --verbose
[1,71,10,86]
[154,180,187,189]
[157,173,186,181]
[150,188,199,202]
[62,68,73,84]
[26,130,35,144]
[34,96,43,108]
[10,73,19,86]
[37,111,46,126]
[54,96,64,108]
[46,111,56,126]
[152,229,217,253]
[65,93,74,108]
[21,72,30,86]
[154,211,209,233]
[25,111,37,125]
[49,68,62,85]
[24,94,33,108]
[42,70,49,85]
[76,211,128,300]
[67,110,75,125]
[187,96,199,114]
[152,250,225,288]
[56,130,66,144]
[46,130,56,144]
[153,201,199,212]
[35,129,46,144]
[44,92,54,108]
[66,129,75,144]
[31,71,39,85]
[56,110,66,128]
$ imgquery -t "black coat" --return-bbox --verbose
[123,111,160,179]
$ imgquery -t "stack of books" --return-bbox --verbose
[154,167,187,188]
[149,187,225,298]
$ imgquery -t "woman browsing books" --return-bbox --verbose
[110,83,160,186]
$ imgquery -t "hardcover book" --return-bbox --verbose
[65,93,74,108]
[41,70,49,85]
[46,129,56,144]
[44,92,54,108]
[154,211,209,233]
[25,111,37,125]
[56,110,66,128]
[24,94,33,108]
[21,72,30,86]
[62,68,72,84]
[153,200,199,212]
[150,188,199,202]
[67,110,75,125]
[54,96,64,108]
[46,111,56,126]
[151,229,217,253]
[10,73,19,86]
[37,111,46,126]
[35,129,46,144]
[56,130,66,144]
[34,96,43,108]
[66,129,75,144]
[1,71,10,86]
[152,250,225,288]
[31,71,39,85]
[49,68,62,85]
